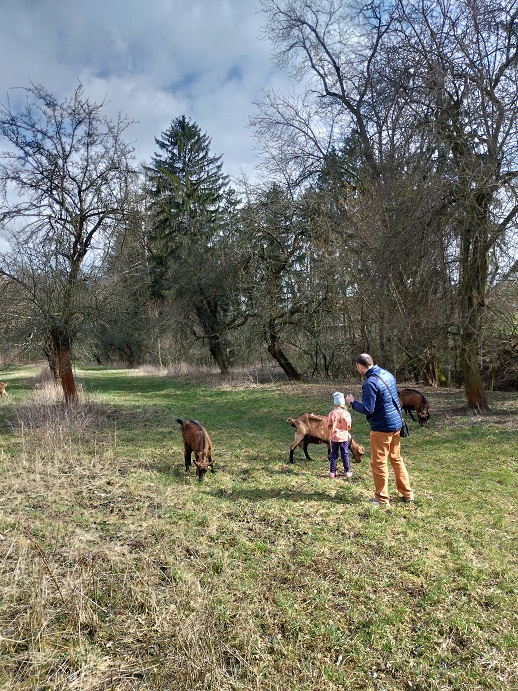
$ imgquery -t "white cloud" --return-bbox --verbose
[0,0,288,182]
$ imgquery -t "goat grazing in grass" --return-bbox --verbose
[398,388,430,426]
[176,418,214,481]
[287,413,365,464]
[0,383,8,398]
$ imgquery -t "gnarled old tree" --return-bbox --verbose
[0,83,134,402]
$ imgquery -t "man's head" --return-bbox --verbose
[356,353,374,375]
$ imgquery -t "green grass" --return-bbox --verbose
[0,365,517,690]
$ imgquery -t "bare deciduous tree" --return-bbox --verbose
[257,0,518,407]
[0,83,135,402]
[387,0,518,408]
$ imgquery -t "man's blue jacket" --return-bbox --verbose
[350,365,403,433]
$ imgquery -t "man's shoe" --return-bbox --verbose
[369,498,390,507]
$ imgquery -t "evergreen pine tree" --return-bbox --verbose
[145,116,244,373]
[145,115,228,297]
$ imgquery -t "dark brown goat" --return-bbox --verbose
[287,413,365,464]
[398,388,430,426]
[176,418,214,480]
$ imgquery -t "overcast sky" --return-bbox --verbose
[0,0,289,181]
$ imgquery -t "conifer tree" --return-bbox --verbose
[145,116,242,373]
[145,115,228,298]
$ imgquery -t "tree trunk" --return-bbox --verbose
[266,330,301,381]
[459,334,487,410]
[45,330,78,404]
[194,300,233,374]
[208,335,230,374]
[457,202,490,411]
[44,345,61,382]
[458,232,488,410]
[58,346,78,404]
[422,359,438,387]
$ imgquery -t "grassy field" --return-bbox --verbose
[0,364,516,690]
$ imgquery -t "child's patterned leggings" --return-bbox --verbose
[330,440,350,474]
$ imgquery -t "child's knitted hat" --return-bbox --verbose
[333,391,345,406]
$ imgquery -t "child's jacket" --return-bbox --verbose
[327,408,351,442]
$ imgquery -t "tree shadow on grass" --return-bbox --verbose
[208,485,362,504]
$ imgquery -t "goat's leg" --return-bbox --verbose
[289,433,305,463]
[408,409,417,422]
[301,440,312,461]
[184,445,192,472]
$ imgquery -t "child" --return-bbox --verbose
[327,391,352,479]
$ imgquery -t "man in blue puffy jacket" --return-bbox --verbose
[346,353,414,507]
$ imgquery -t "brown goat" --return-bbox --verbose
[287,413,365,464]
[0,382,8,398]
[398,388,430,426]
[176,418,214,480]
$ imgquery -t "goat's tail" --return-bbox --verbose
[176,418,184,426]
